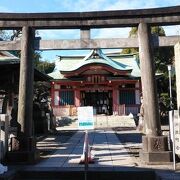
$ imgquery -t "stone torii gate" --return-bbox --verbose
[0,6,180,163]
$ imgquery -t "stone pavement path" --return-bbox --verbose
[35,129,137,169]
[27,129,180,180]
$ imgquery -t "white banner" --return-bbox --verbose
[78,106,94,130]
[174,110,180,154]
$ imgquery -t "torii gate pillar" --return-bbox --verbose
[7,26,39,163]
[138,23,172,163]
[175,42,180,115]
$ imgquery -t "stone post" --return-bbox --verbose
[7,26,39,163]
[17,26,34,137]
[0,114,9,160]
[138,23,171,163]
[138,23,161,136]
[80,28,90,40]
[174,42,180,114]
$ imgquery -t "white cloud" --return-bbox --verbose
[36,0,180,60]
[37,27,131,40]
[0,5,11,12]
[54,0,108,12]
[52,0,180,12]
[163,25,180,36]
[44,0,180,41]
[92,28,131,38]
[37,29,80,40]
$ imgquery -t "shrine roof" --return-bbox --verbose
[0,51,52,82]
[0,51,19,64]
[49,49,141,79]
[59,49,132,72]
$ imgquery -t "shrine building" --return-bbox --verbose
[49,49,141,117]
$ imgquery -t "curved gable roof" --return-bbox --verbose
[58,49,132,73]
[49,50,141,79]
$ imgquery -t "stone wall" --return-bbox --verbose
[53,106,77,117]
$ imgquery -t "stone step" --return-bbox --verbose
[15,167,156,180]
[56,115,136,129]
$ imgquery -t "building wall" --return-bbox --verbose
[51,81,140,117]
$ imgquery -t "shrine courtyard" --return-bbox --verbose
[2,116,180,180]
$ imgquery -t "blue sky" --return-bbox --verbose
[0,0,180,62]
[0,0,179,13]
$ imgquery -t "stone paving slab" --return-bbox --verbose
[16,128,180,180]
[35,128,180,178]
[35,129,137,169]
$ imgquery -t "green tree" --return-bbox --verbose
[121,27,138,54]
[121,26,175,116]
[10,30,40,60]
[121,26,174,72]
[121,26,167,56]
[35,60,55,74]
[10,30,54,74]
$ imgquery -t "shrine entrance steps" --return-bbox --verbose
[56,114,136,130]
[15,167,156,180]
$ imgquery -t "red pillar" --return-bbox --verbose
[112,88,118,114]
[51,82,55,107]
[75,90,80,107]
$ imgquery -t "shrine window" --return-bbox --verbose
[119,90,135,105]
[54,90,74,106]
[59,91,74,105]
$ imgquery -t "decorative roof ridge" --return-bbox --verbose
[82,49,131,70]
[106,51,138,57]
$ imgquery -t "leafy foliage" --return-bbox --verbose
[121,27,138,54]
[35,60,55,74]
[34,81,51,102]
[121,26,166,55]
[121,26,176,118]
[9,30,55,74]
